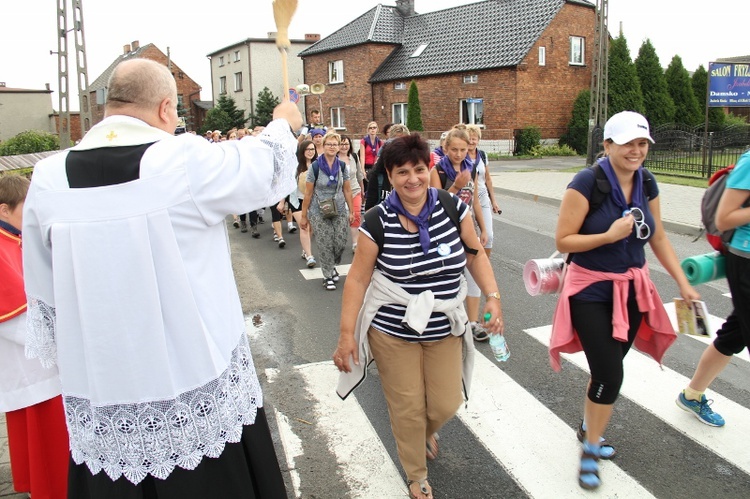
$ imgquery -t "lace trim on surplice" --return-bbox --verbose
[65,334,262,484]
[25,296,58,368]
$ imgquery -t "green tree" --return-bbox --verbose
[635,39,675,126]
[0,130,60,156]
[559,89,590,155]
[665,55,702,126]
[250,87,280,128]
[691,65,725,128]
[406,80,424,131]
[517,126,541,156]
[607,33,644,115]
[200,107,233,136]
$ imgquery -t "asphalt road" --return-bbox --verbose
[230,179,750,499]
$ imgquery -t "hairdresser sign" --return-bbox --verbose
[708,62,750,107]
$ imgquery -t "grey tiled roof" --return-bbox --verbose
[715,55,750,63]
[372,0,578,82]
[299,0,594,81]
[87,44,157,92]
[298,5,403,56]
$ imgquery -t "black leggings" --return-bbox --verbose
[570,298,642,405]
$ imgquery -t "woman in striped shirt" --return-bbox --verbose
[333,133,504,499]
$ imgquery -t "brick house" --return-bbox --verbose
[87,41,206,132]
[298,0,595,153]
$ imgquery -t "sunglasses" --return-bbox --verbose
[623,207,651,239]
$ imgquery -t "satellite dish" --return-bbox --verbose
[310,83,326,94]
[295,84,310,95]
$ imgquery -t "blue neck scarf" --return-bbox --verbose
[433,146,445,158]
[598,157,644,211]
[317,155,341,187]
[364,134,381,151]
[438,154,473,183]
[384,187,438,255]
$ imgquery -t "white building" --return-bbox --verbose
[0,83,55,142]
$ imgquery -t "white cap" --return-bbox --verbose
[603,111,654,145]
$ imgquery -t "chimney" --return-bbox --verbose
[0,82,6,87]
[267,32,277,39]
[395,0,415,16]
[45,83,50,91]
[123,44,131,54]
[131,40,140,50]
[305,33,321,42]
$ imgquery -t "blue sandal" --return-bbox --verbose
[579,443,601,490]
[577,420,616,459]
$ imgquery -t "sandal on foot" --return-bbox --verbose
[576,420,616,459]
[426,433,439,460]
[407,479,433,499]
[579,446,601,490]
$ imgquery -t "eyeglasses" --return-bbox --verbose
[624,207,651,239]
[305,147,315,152]
[324,143,340,147]
[408,246,447,278]
[340,142,350,147]
[368,126,378,129]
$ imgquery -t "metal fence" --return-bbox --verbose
[591,123,750,178]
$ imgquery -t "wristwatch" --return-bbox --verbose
[486,292,501,301]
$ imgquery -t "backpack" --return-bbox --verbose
[702,164,742,253]
[364,189,461,252]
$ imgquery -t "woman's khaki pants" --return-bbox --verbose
[368,328,464,482]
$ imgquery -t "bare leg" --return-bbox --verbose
[465,296,480,323]
[583,394,614,447]
[687,344,733,394]
[293,212,313,257]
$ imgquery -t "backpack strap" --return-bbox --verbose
[436,164,449,189]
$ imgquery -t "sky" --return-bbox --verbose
[1,0,745,111]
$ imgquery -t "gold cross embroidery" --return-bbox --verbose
[106,130,117,141]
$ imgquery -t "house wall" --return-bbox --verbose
[302,43,396,131]
[0,90,55,142]
[210,40,309,123]
[89,45,202,130]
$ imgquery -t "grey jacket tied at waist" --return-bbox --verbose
[336,270,474,400]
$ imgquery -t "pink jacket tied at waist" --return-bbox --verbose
[549,262,676,371]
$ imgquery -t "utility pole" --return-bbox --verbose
[586,0,609,166]
[55,0,91,149]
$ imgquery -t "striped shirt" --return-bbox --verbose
[360,194,469,341]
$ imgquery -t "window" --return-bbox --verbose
[394,82,406,90]
[392,103,408,125]
[460,98,484,126]
[95,87,106,105]
[219,56,225,67]
[234,50,241,62]
[234,72,243,92]
[570,36,585,65]
[219,76,226,95]
[539,47,546,66]
[463,74,478,84]
[177,94,184,108]
[328,60,344,84]
[330,107,345,129]
[411,43,429,58]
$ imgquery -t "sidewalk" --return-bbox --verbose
[489,161,704,236]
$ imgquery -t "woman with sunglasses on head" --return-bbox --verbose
[338,135,365,252]
[552,111,699,491]
[359,121,382,178]
[333,133,503,499]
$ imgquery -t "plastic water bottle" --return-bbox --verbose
[489,334,510,362]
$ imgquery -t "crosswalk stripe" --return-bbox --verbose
[525,325,750,475]
[269,362,406,498]
[457,353,655,498]
[299,264,352,280]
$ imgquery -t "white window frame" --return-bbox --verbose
[459,98,484,126]
[330,107,345,129]
[219,76,227,95]
[328,60,344,84]
[392,103,408,125]
[569,36,585,66]
[234,72,243,92]
[539,46,546,66]
[234,50,241,62]
[394,82,406,91]
[219,55,225,67]
[463,74,478,84]
[96,87,106,105]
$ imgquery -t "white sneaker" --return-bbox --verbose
[306,255,316,268]
[288,222,297,233]
[352,243,357,253]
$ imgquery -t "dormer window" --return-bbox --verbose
[411,43,428,58]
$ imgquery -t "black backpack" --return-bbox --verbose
[585,163,656,215]
[364,189,461,252]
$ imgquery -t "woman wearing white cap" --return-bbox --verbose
[551,111,699,490]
